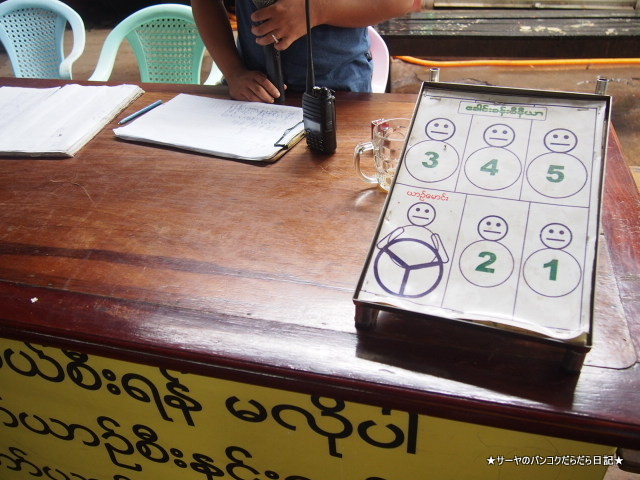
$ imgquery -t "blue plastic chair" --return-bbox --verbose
[0,0,85,79]
[89,4,222,85]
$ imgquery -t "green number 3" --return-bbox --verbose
[422,151,439,168]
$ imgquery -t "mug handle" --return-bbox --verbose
[353,141,377,184]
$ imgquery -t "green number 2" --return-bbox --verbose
[475,251,496,273]
[422,151,439,168]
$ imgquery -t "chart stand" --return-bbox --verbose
[354,81,611,373]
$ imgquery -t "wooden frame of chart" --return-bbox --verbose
[353,82,611,372]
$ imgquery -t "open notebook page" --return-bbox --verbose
[0,84,144,157]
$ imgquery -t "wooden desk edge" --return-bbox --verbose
[603,128,640,350]
[0,78,638,449]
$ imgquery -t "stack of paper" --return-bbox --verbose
[0,84,144,157]
[114,94,305,162]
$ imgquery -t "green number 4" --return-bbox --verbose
[480,159,499,176]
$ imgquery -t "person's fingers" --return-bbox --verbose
[229,74,282,103]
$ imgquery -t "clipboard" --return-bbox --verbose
[114,93,305,162]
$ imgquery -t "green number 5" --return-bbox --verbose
[546,165,565,183]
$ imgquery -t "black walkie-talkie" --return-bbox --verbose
[302,0,337,154]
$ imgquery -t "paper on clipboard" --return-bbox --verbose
[114,93,304,162]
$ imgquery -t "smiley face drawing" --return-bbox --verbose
[483,124,516,148]
[407,201,436,226]
[526,127,587,200]
[459,215,514,288]
[374,202,449,298]
[425,118,456,142]
[544,128,578,153]
[477,215,509,242]
[540,223,573,249]
[523,222,582,297]
[405,118,460,184]
[463,123,522,191]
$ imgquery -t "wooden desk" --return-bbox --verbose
[0,78,638,478]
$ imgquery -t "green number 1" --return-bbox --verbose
[543,259,558,281]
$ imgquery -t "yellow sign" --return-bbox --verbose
[0,338,616,479]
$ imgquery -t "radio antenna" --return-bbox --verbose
[305,0,314,94]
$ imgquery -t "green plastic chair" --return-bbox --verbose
[89,3,222,85]
[0,0,86,79]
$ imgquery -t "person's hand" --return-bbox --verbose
[226,69,285,103]
[250,0,310,51]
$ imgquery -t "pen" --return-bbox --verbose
[118,100,163,125]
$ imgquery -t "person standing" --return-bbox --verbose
[192,0,421,103]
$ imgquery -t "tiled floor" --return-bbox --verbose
[1,27,638,479]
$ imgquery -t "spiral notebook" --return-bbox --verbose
[0,84,143,157]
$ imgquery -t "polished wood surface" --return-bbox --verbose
[0,78,638,449]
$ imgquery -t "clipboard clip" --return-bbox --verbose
[275,120,304,148]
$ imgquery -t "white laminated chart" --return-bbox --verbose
[355,83,611,346]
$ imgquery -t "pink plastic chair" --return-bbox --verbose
[368,26,390,93]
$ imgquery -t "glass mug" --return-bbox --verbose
[353,118,411,192]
